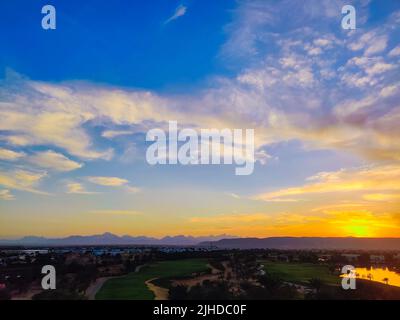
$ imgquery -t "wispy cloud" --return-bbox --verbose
[101,130,135,139]
[86,176,140,194]
[254,164,400,201]
[66,182,96,195]
[0,189,15,200]
[28,150,83,172]
[0,148,25,161]
[0,169,48,195]
[87,176,129,187]
[164,4,187,24]
[225,192,241,199]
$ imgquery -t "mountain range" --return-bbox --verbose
[199,237,400,250]
[1,234,399,250]
[0,232,233,246]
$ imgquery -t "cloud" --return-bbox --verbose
[87,176,129,186]
[363,193,400,202]
[380,84,399,97]
[348,31,386,54]
[101,130,135,139]
[0,169,47,194]
[1,23,399,170]
[254,164,400,201]
[0,80,115,161]
[0,0,399,200]
[66,182,96,195]
[67,178,139,195]
[28,150,83,172]
[388,45,400,57]
[365,36,388,56]
[0,189,15,200]
[124,185,141,193]
[225,192,241,199]
[164,4,187,24]
[0,148,25,161]
[86,176,140,193]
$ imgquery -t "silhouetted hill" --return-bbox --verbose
[198,237,400,250]
[0,232,233,246]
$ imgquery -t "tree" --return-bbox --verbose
[169,285,188,300]
[0,289,11,300]
[309,278,323,292]
[258,273,282,292]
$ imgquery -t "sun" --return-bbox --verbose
[343,225,373,237]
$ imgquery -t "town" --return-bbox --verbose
[1,245,399,300]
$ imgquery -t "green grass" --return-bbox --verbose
[260,261,339,286]
[96,259,208,300]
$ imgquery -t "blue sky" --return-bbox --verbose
[0,0,399,238]
[0,0,234,89]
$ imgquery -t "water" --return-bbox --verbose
[353,267,400,287]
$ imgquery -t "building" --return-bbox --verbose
[317,254,332,262]
[341,254,360,262]
[370,255,385,263]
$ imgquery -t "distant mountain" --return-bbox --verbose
[0,232,234,246]
[198,237,400,250]
[3,235,399,249]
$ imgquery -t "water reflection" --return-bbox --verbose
[353,267,400,287]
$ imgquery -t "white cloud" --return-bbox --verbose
[342,56,397,87]
[388,45,400,57]
[365,61,395,75]
[380,84,399,98]
[164,4,187,24]
[364,36,388,56]
[313,38,331,47]
[348,31,377,51]
[307,47,323,56]
[28,150,83,172]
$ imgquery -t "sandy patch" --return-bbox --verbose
[145,278,169,300]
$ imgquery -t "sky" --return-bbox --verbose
[0,0,399,238]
